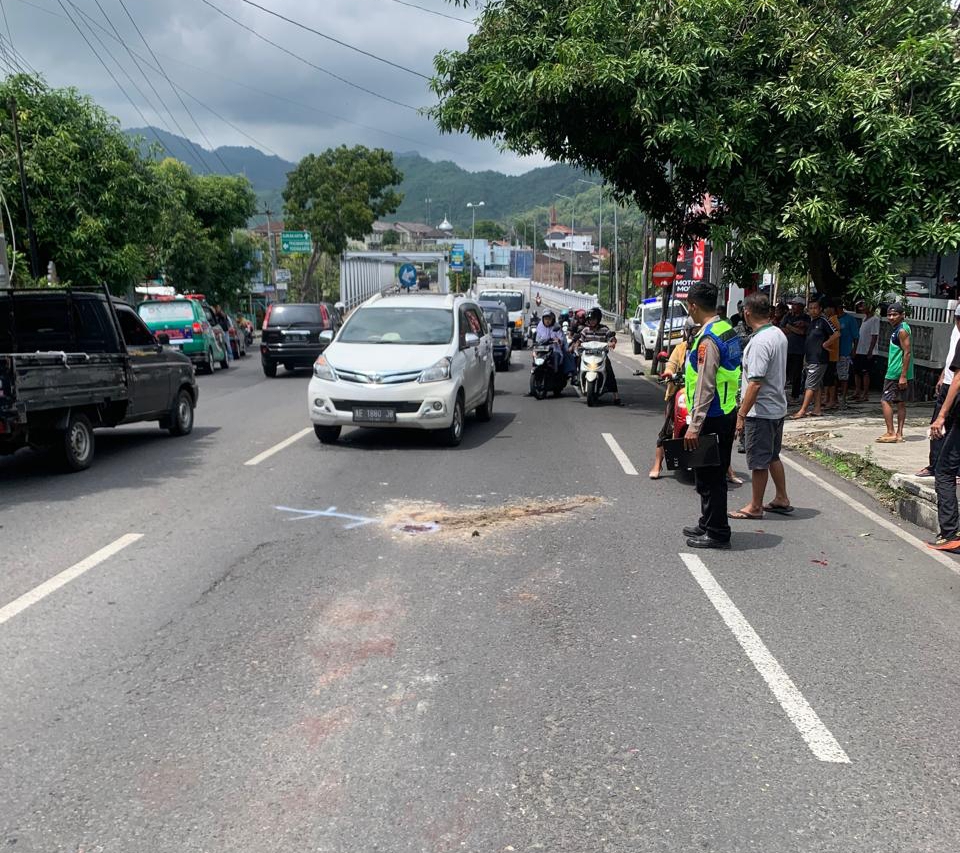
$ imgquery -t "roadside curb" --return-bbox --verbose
[785,440,938,533]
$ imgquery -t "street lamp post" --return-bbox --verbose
[555,193,575,290]
[467,201,485,292]
[578,179,603,305]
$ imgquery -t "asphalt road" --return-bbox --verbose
[3,345,960,852]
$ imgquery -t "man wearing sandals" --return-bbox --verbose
[792,297,838,419]
[729,294,793,520]
[878,303,913,443]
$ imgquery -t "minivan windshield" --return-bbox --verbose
[339,307,453,345]
[138,301,194,323]
[478,291,523,312]
[643,303,688,324]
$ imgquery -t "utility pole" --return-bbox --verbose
[259,208,278,299]
[467,201,484,292]
[9,97,39,279]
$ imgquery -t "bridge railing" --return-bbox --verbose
[530,280,623,329]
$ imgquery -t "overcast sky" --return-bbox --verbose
[0,0,546,174]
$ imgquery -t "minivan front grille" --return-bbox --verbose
[335,367,422,385]
[331,399,423,414]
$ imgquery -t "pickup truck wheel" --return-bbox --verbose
[314,425,341,444]
[166,389,195,436]
[632,338,642,355]
[60,413,94,472]
[262,360,277,378]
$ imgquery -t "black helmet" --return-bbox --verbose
[559,309,570,322]
[542,310,556,323]
[587,306,603,323]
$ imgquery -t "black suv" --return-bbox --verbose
[260,302,342,377]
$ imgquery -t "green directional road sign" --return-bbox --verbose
[280,230,313,254]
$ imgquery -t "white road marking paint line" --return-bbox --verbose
[781,453,960,575]
[0,533,143,627]
[602,433,639,476]
[244,427,313,466]
[680,552,850,764]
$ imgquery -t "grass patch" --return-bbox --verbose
[799,445,903,509]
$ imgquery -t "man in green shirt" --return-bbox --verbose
[878,302,913,443]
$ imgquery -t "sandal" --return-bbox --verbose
[764,503,795,515]
[915,467,935,478]
[728,509,763,520]
[876,435,898,443]
[726,475,744,485]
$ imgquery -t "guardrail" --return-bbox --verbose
[340,256,397,311]
[530,280,623,329]
[907,296,958,325]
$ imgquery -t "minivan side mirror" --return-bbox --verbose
[319,329,334,342]
[463,332,480,348]
[525,301,530,310]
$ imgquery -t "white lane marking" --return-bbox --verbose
[244,427,313,466]
[680,552,850,764]
[602,433,639,476]
[781,453,960,575]
[0,534,143,627]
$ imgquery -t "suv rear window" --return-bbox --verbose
[138,301,195,323]
[267,305,322,326]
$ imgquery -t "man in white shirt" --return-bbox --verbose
[917,304,960,477]
[852,300,881,402]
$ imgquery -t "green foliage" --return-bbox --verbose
[148,158,257,305]
[473,219,505,241]
[383,229,401,247]
[432,0,960,297]
[0,75,159,290]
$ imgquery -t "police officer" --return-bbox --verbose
[682,282,742,548]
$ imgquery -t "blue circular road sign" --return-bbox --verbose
[398,263,417,290]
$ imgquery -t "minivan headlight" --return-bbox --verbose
[418,357,452,383]
[313,355,337,381]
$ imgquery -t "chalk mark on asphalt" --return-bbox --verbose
[275,506,380,529]
[680,552,850,764]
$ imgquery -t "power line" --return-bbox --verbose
[236,0,431,79]
[115,0,228,172]
[199,0,421,111]
[390,0,473,24]
[55,0,173,157]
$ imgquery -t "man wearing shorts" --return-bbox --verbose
[730,294,793,519]
[852,300,880,401]
[836,302,859,404]
[792,297,838,418]
[878,302,913,443]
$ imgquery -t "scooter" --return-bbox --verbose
[577,340,610,407]
[529,341,568,399]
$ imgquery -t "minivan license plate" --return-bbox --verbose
[353,406,396,423]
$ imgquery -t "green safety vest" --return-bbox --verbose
[684,319,742,418]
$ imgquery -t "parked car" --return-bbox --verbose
[308,292,495,446]
[1,286,198,471]
[137,295,227,374]
[478,299,513,371]
[261,302,342,377]
[218,311,246,359]
[629,297,689,359]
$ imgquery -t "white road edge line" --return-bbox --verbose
[602,433,639,476]
[781,453,960,576]
[680,552,850,764]
[244,427,313,466]
[0,533,144,627]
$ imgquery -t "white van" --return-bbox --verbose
[629,297,689,359]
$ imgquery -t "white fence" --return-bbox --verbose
[530,280,624,328]
[340,256,397,311]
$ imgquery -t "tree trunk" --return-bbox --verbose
[303,248,322,301]
[806,244,846,298]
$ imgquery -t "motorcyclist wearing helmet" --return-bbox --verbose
[535,309,564,373]
[574,306,623,405]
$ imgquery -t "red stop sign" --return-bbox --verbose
[652,261,676,287]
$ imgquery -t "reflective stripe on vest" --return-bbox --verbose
[684,319,742,417]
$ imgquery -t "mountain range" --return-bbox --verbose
[124,127,593,231]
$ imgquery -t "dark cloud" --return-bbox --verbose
[3,0,544,173]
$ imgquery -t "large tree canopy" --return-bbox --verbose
[283,145,403,292]
[433,0,960,296]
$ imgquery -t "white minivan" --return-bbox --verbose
[308,292,495,447]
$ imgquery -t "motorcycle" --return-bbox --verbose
[577,340,610,407]
[529,341,568,399]
[527,311,540,344]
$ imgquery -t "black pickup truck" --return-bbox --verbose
[0,286,198,471]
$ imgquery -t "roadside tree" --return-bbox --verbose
[283,146,403,292]
[433,0,960,297]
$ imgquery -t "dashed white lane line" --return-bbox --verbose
[781,453,960,576]
[0,534,144,627]
[602,433,639,476]
[244,427,313,466]
[680,552,850,764]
